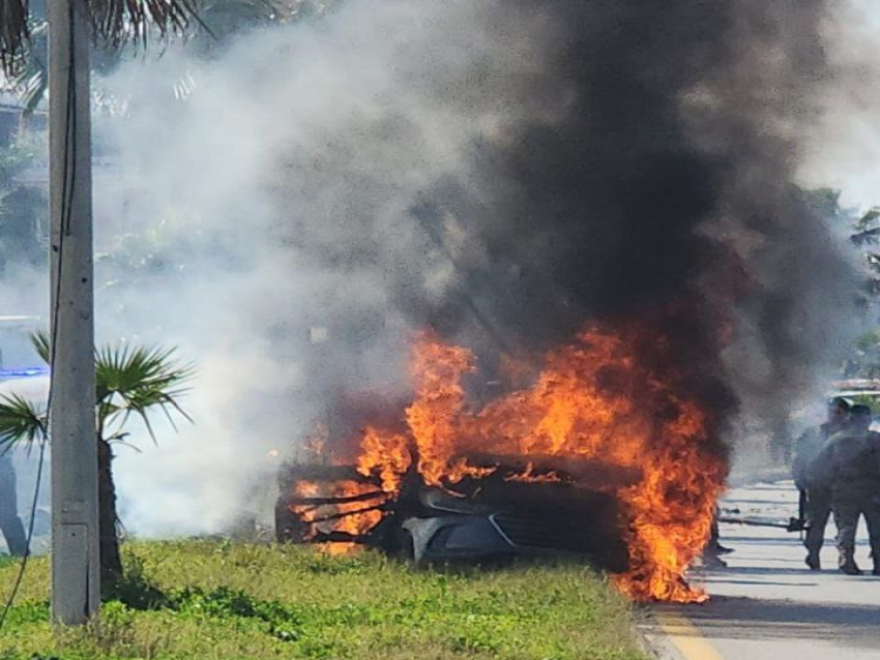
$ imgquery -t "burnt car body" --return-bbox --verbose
[276,466,631,573]
[400,484,629,571]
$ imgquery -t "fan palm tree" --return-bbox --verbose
[0,332,192,588]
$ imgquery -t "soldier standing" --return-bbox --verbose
[791,396,850,570]
[0,450,27,556]
[812,404,880,575]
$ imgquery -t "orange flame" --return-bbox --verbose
[294,323,726,601]
[289,478,387,546]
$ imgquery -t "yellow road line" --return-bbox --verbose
[654,609,726,660]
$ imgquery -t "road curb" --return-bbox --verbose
[637,606,726,660]
[635,608,683,660]
[632,608,659,658]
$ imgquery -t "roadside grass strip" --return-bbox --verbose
[0,540,650,660]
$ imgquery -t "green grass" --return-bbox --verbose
[0,541,648,660]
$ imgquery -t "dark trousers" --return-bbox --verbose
[804,487,832,555]
[0,459,27,556]
[833,496,880,569]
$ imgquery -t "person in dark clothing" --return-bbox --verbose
[812,404,880,575]
[792,396,850,570]
[0,451,27,556]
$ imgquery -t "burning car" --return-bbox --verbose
[276,457,632,572]
[275,325,726,603]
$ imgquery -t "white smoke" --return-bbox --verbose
[799,0,880,210]
[95,0,551,535]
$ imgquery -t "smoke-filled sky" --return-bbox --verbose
[800,0,880,207]
[4,0,880,535]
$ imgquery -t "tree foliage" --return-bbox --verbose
[94,341,193,443]
[849,207,880,298]
[0,332,192,583]
[803,187,880,378]
[0,0,197,74]
[0,332,192,451]
[3,1,342,113]
[0,393,45,452]
[0,135,47,272]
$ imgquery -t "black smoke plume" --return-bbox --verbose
[404,1,857,441]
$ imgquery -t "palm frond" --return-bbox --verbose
[29,329,50,364]
[0,0,29,74]
[0,393,47,453]
[1,0,199,75]
[86,0,200,47]
[1,331,192,451]
[16,63,46,115]
[109,439,143,453]
[95,343,194,445]
[3,17,46,115]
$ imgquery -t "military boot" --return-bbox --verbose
[805,551,820,571]
[839,552,862,575]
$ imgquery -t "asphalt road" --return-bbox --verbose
[642,479,880,660]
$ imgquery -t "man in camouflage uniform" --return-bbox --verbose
[812,404,880,575]
[791,397,850,570]
[0,450,27,556]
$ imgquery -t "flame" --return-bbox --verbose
[289,428,413,553]
[332,480,385,537]
[291,323,726,602]
[356,427,412,494]
[289,478,387,548]
[404,339,492,486]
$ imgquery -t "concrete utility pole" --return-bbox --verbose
[48,0,100,625]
